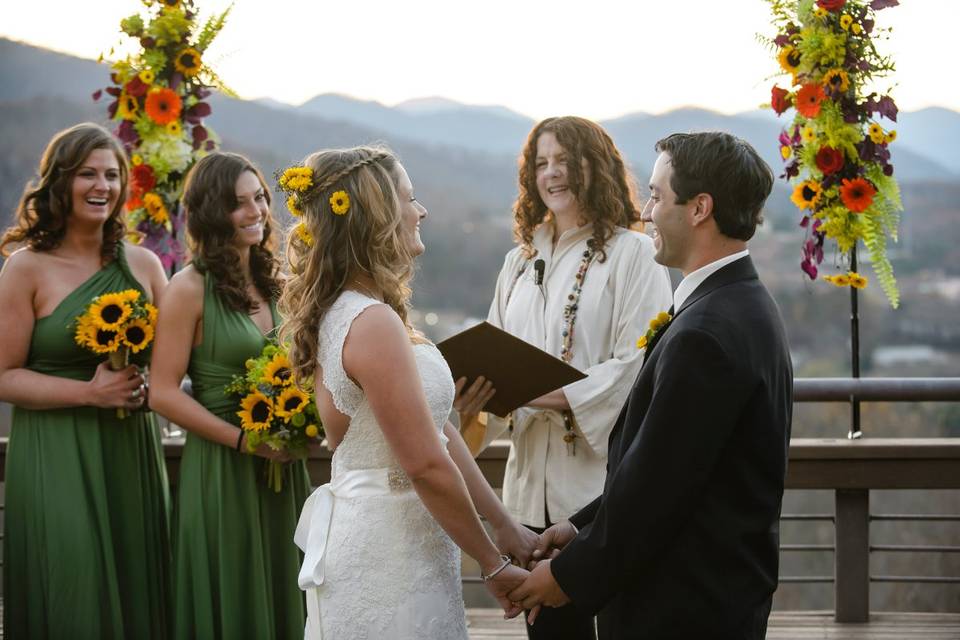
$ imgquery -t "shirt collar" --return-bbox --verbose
[673,249,750,311]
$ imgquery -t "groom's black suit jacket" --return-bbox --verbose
[551,256,793,639]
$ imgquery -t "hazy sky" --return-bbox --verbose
[4,0,956,120]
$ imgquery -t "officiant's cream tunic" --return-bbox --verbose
[482,222,672,527]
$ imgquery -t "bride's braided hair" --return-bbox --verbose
[278,146,422,388]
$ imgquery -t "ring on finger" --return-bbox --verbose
[131,386,142,399]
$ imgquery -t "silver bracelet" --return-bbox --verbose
[481,554,512,582]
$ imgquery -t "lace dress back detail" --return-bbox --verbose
[303,290,466,639]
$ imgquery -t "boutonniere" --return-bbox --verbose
[636,310,673,351]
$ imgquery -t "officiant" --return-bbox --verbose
[456,116,671,639]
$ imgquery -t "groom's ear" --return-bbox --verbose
[690,193,714,227]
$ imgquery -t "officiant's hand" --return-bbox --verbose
[483,563,529,618]
[529,519,577,568]
[493,519,539,567]
[507,559,571,623]
[453,376,495,426]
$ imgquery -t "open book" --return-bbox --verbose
[436,322,586,418]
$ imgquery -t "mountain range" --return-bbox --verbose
[1,36,958,320]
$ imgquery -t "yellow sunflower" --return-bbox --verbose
[822,68,850,93]
[305,424,320,438]
[868,123,886,144]
[77,321,122,354]
[777,45,801,75]
[174,48,202,77]
[801,126,816,144]
[117,92,139,121]
[121,318,154,353]
[840,15,853,30]
[848,272,868,289]
[885,130,897,143]
[131,154,144,166]
[274,387,309,422]
[74,315,98,349]
[261,352,294,386]
[118,289,141,305]
[238,392,273,432]
[791,181,822,210]
[166,121,183,136]
[279,167,313,193]
[143,192,169,225]
[138,69,155,85]
[144,302,159,326]
[89,292,133,330]
[294,222,314,247]
[329,190,350,215]
[814,7,828,19]
[851,23,862,35]
[287,194,303,217]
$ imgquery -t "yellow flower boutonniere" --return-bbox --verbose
[637,310,673,352]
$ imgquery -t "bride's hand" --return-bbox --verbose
[483,563,528,618]
[493,520,539,568]
[453,376,495,428]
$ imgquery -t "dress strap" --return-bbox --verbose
[317,291,380,417]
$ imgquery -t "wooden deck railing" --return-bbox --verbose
[2,377,959,624]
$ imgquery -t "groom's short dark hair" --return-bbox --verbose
[655,132,773,241]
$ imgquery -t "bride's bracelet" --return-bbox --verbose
[481,554,512,582]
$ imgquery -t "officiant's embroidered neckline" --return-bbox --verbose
[637,310,673,351]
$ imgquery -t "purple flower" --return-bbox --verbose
[883,164,894,177]
[800,215,810,228]
[116,120,139,147]
[801,259,818,280]
[185,102,212,123]
[92,89,102,101]
[877,95,898,122]
[774,34,791,47]
[870,0,899,9]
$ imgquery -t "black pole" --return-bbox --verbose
[849,244,862,439]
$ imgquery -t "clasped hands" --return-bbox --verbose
[486,519,577,624]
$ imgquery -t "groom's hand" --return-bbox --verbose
[507,559,571,623]
[529,520,577,568]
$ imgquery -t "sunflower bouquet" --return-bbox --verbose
[225,343,322,492]
[94,0,231,272]
[74,289,158,418]
[764,0,902,307]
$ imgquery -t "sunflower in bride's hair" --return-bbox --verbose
[226,342,322,492]
[73,288,159,418]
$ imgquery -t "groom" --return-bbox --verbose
[508,131,793,639]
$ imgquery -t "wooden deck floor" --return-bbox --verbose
[465,609,960,639]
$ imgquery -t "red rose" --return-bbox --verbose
[817,0,846,11]
[131,163,157,195]
[771,86,792,115]
[815,146,844,175]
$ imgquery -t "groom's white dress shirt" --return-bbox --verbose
[673,249,750,310]
[481,222,672,528]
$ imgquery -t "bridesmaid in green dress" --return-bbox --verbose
[0,123,171,638]
[149,151,311,639]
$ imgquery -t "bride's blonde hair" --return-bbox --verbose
[277,146,421,387]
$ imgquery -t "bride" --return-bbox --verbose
[278,146,535,639]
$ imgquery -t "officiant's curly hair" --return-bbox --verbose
[278,146,422,386]
[514,116,642,262]
[181,152,281,313]
[1,122,128,263]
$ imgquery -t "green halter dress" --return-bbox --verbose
[172,271,310,639]
[3,244,172,639]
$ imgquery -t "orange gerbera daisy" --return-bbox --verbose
[839,177,876,213]
[144,88,182,125]
[795,83,826,118]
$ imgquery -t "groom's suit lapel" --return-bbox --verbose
[608,257,761,465]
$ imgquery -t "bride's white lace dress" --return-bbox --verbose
[295,291,468,639]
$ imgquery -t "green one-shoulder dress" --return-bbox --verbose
[173,271,310,639]
[3,245,171,639]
